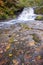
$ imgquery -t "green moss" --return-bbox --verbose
[13,15,16,18]
[9,36,14,43]
[32,34,40,43]
[35,16,43,20]
[20,23,31,30]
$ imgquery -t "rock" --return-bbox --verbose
[35,16,43,20]
[12,58,21,65]
[0,20,43,65]
[26,40,35,47]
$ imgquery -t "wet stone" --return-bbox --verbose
[0,21,43,65]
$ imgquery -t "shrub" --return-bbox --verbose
[0,13,9,20]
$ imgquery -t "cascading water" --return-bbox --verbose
[0,7,37,28]
[17,7,36,21]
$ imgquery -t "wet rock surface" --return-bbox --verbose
[0,20,43,65]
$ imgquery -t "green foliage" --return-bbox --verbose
[0,13,9,20]
[0,0,43,20]
[35,7,43,14]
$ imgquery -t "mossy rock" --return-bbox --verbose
[32,34,40,43]
[20,23,31,30]
[35,16,43,20]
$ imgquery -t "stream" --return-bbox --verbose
[0,7,43,29]
[0,7,43,65]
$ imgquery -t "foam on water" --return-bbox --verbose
[17,7,36,21]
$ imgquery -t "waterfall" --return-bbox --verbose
[17,7,36,21]
[0,7,37,28]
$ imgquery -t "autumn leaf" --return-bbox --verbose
[9,53,13,57]
[38,56,41,59]
[6,44,11,50]
[8,37,14,43]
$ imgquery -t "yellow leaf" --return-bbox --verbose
[38,56,41,59]
[22,63,24,65]
[6,44,10,50]
[9,37,14,43]
[9,53,13,57]
[13,59,19,65]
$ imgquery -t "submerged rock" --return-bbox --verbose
[0,20,43,65]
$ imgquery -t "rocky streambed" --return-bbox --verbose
[0,20,43,65]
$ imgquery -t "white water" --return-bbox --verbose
[0,7,41,28]
[17,7,36,21]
